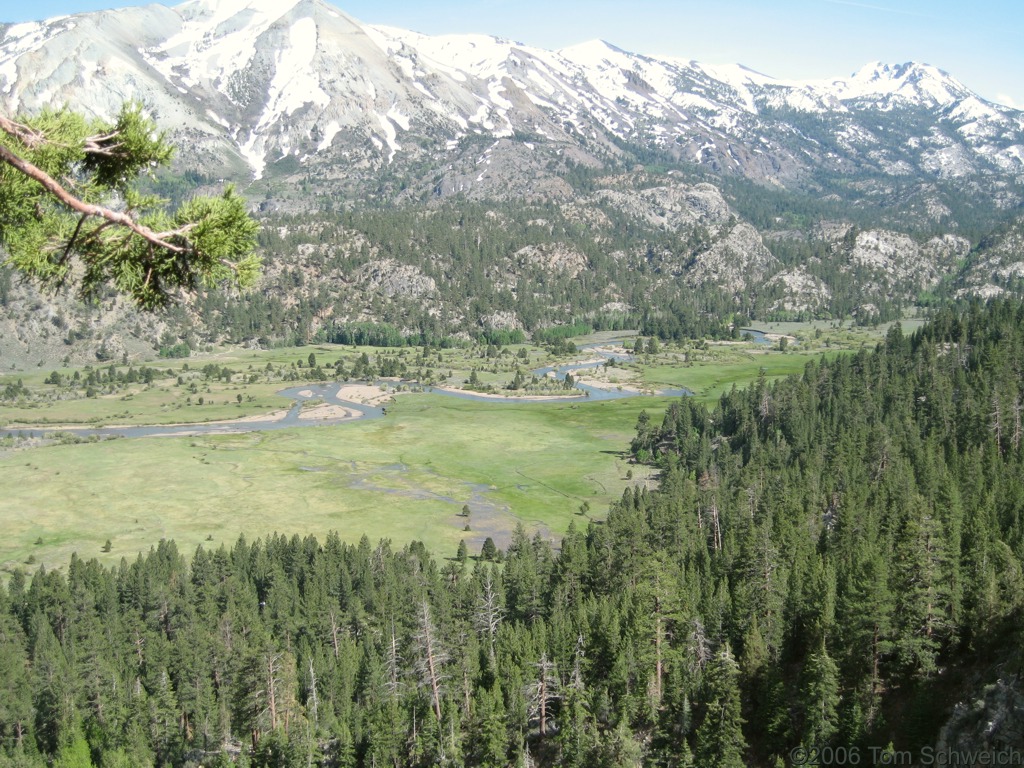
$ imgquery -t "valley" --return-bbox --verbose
[2,1,1024,764]
[3,0,1024,372]
[0,321,884,576]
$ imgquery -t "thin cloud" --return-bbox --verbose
[822,0,938,18]
[995,93,1023,110]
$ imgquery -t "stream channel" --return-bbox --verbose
[3,342,690,440]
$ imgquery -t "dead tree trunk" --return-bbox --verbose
[416,601,446,722]
[527,653,559,736]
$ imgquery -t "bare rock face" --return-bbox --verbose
[355,259,437,298]
[480,310,523,332]
[850,230,920,276]
[849,229,966,288]
[0,278,167,368]
[921,234,972,265]
[594,181,733,232]
[687,222,778,293]
[936,678,1024,757]
[959,217,1024,296]
[420,138,582,202]
[511,244,589,277]
[766,268,833,312]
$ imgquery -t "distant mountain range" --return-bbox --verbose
[2,0,1022,190]
[1,0,1024,363]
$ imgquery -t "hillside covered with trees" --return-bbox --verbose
[1,300,1023,767]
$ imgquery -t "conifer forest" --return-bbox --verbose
[1,300,1023,767]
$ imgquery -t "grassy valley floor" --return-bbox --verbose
[0,394,665,575]
[0,318,917,577]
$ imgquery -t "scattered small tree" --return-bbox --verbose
[481,537,498,561]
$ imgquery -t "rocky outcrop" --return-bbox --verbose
[0,278,167,368]
[959,218,1024,296]
[847,229,968,288]
[510,244,589,277]
[355,259,437,298]
[594,181,733,232]
[686,222,778,293]
[480,311,523,332]
[766,268,833,312]
[936,677,1024,757]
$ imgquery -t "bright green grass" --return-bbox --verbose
[642,349,832,404]
[0,381,292,427]
[1,330,876,577]
[0,394,668,577]
[0,341,571,427]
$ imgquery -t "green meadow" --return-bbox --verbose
[0,322,908,577]
[642,348,832,403]
[638,317,925,403]
[0,393,666,576]
[0,342,563,428]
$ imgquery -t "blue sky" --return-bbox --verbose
[5,0,1023,108]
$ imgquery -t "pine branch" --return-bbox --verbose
[0,102,260,308]
[0,113,45,149]
[0,142,198,252]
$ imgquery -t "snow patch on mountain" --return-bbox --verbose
[991,145,1024,171]
[0,21,59,103]
[259,16,328,119]
[273,17,326,107]
[239,131,267,179]
[376,113,400,162]
[2,0,1022,189]
[154,0,299,90]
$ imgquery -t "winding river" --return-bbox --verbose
[3,342,689,440]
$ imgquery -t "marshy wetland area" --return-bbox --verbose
[0,320,915,577]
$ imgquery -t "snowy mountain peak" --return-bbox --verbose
[840,60,973,107]
[174,0,308,23]
[559,39,627,56]
[558,38,635,68]
[1,1,1021,187]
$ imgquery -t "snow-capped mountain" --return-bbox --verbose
[4,0,1024,364]
[2,0,1022,192]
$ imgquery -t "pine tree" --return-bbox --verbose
[52,729,94,768]
[473,566,505,666]
[525,652,559,737]
[29,613,77,756]
[835,531,893,727]
[0,614,33,754]
[695,645,747,768]
[0,103,260,308]
[415,600,448,723]
[800,644,841,747]
[891,494,952,677]
[233,642,299,748]
[469,684,510,768]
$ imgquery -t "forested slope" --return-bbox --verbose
[1,301,1023,767]
[629,299,1024,760]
